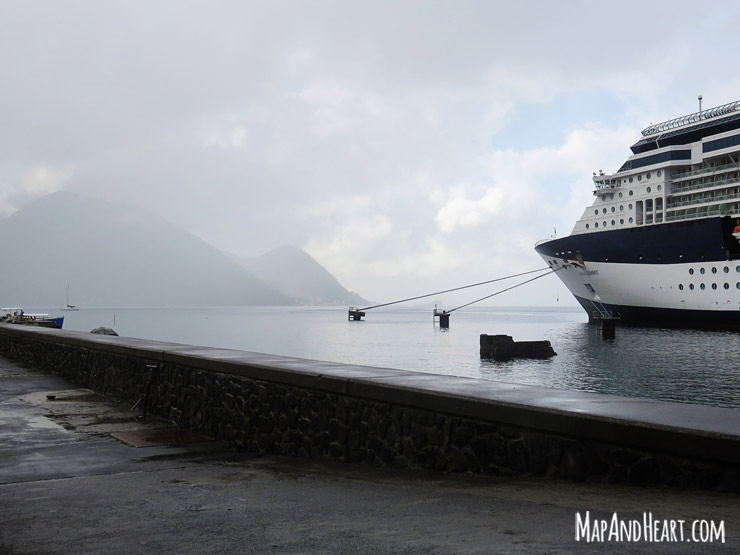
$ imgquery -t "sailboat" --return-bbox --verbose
[63,284,79,311]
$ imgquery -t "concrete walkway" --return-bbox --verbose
[0,355,737,554]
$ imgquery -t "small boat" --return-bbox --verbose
[63,284,79,311]
[1,307,64,329]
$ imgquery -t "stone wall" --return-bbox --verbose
[1,323,739,491]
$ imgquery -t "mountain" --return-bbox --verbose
[236,245,369,306]
[0,192,293,307]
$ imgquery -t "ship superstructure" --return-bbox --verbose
[535,99,740,325]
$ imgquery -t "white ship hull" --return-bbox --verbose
[536,254,740,324]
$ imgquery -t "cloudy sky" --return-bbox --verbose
[3,0,740,307]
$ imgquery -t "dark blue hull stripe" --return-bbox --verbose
[535,216,740,265]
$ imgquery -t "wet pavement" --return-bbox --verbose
[1,355,738,554]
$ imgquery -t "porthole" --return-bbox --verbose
[629,190,634,196]
[629,217,633,223]
[679,284,684,290]
[620,218,624,224]
[629,177,634,183]
[712,267,717,274]
[609,194,614,200]
[595,222,599,228]
[712,283,717,290]
[689,268,694,275]
[690,283,695,290]
[594,209,599,215]
[586,224,590,229]
[603,208,607,214]
[700,268,706,275]
[724,266,729,273]
[657,184,662,191]
[646,187,651,193]
[737,266,740,273]
[611,220,615,225]
[638,175,642,181]
[611,207,615,213]
[628,203,633,210]
[646,173,651,179]
[619,192,623,198]
[725,283,730,290]
[620,205,624,211]
[657,170,662,177]
[700,283,706,290]
[737,283,740,289]
[603,221,607,227]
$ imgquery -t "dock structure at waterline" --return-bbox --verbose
[348,307,365,321]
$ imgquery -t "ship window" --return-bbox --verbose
[646,173,651,179]
[690,284,695,290]
[603,208,607,214]
[611,220,615,225]
[689,268,694,275]
[620,219,624,224]
[603,221,607,227]
[629,177,633,183]
[629,190,633,196]
[585,284,596,293]
[657,170,662,177]
[712,283,717,290]
[700,283,706,290]
[638,175,642,181]
[712,267,717,274]
[629,217,633,223]
[619,192,623,198]
[724,266,729,273]
[610,193,614,200]
[737,283,740,289]
[657,184,662,191]
[736,266,740,272]
[724,283,730,290]
[594,209,599,215]
[679,284,684,290]
[585,224,589,229]
[611,206,615,213]
[700,268,706,274]
[656,198,663,210]
[595,222,599,228]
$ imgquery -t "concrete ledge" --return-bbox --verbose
[2,323,739,488]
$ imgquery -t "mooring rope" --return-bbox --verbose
[359,267,552,311]
[446,267,562,313]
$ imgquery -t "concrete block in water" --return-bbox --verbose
[480,334,556,360]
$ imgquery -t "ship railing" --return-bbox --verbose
[641,99,740,136]
[667,189,740,209]
[664,207,737,222]
[669,176,740,196]
[671,161,740,182]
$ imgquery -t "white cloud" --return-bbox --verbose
[0,165,72,217]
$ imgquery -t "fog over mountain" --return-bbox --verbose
[235,245,368,306]
[0,193,364,307]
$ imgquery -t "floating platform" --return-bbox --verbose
[480,334,556,360]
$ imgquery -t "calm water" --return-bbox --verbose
[34,305,740,410]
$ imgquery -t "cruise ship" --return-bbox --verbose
[535,98,740,326]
